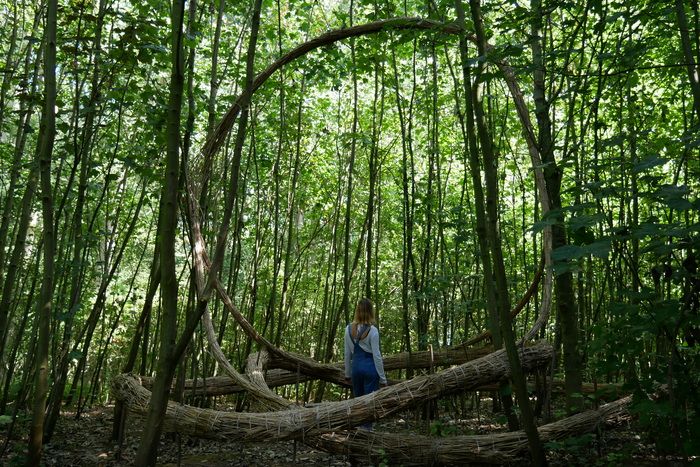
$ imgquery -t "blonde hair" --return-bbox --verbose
[352,298,374,325]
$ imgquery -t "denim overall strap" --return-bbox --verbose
[351,324,370,345]
[350,324,379,401]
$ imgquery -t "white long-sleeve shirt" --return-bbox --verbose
[344,324,387,384]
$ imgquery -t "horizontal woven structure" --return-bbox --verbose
[112,340,634,464]
[112,342,553,441]
[310,395,631,465]
[139,344,493,396]
[140,372,623,399]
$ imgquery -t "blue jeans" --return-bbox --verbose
[351,346,379,430]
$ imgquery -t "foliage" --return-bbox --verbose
[590,243,700,458]
[544,433,596,460]
[0,0,698,462]
[429,418,460,437]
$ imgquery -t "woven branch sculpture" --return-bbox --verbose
[112,342,553,441]
[107,15,607,464]
[140,371,623,399]
[140,344,493,395]
[112,341,631,464]
[310,395,631,465]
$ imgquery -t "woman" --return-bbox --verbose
[344,298,387,401]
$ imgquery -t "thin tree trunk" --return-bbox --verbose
[264,0,286,343]
[134,0,187,462]
[276,74,307,346]
[365,47,383,300]
[465,0,547,462]
[0,2,19,141]
[44,0,108,440]
[0,19,43,359]
[27,0,57,461]
[0,6,42,287]
[454,0,517,428]
[530,0,582,410]
[392,46,417,374]
[66,181,147,408]
[0,253,39,415]
[676,0,700,118]
[199,0,226,214]
[137,0,262,461]
[0,164,40,372]
[111,219,160,441]
[342,0,359,325]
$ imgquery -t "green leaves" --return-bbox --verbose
[552,239,611,262]
[655,184,694,211]
[633,155,668,173]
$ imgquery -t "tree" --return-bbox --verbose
[27,0,57,462]
[134,0,187,463]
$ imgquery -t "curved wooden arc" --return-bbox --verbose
[200,18,465,162]
[185,17,554,393]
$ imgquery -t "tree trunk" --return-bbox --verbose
[0,6,42,288]
[530,0,582,410]
[44,0,108,440]
[391,45,418,375]
[466,0,547,462]
[342,0,359,325]
[264,0,286,343]
[0,2,19,142]
[27,0,58,461]
[0,13,43,360]
[134,0,187,463]
[676,0,700,118]
[276,74,307,346]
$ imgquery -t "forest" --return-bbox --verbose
[0,0,698,464]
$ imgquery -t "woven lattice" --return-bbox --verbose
[112,342,553,441]
[310,395,631,465]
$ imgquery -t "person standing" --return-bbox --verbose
[344,298,387,411]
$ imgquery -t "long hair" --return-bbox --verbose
[352,298,374,325]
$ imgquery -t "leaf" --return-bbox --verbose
[657,184,689,198]
[656,184,692,211]
[568,213,604,232]
[582,239,611,258]
[633,155,668,173]
[57,121,71,134]
[552,245,584,262]
[601,134,625,148]
[666,197,693,211]
[141,43,167,54]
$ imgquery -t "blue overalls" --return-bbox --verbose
[351,325,379,398]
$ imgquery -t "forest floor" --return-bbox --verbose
[0,400,683,466]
